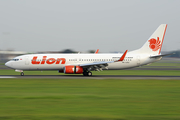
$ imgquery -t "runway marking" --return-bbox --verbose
[0,76,16,78]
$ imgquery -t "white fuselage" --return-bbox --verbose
[5,53,159,71]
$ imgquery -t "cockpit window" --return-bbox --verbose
[12,59,19,61]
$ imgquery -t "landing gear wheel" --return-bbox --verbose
[83,72,88,76]
[83,70,92,76]
[88,72,92,76]
[21,72,24,76]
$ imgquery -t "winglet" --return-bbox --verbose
[116,50,128,62]
[95,49,99,54]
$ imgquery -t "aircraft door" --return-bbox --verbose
[137,56,140,65]
[25,56,29,65]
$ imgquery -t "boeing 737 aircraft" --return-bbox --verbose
[5,24,169,76]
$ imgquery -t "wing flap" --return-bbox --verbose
[79,61,113,67]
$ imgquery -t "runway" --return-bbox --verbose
[1,75,180,79]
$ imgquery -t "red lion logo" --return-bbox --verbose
[148,37,161,51]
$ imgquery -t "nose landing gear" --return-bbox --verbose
[21,72,24,76]
[15,70,24,76]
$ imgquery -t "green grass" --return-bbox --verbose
[0,79,180,120]
[146,62,180,67]
[92,70,180,76]
[0,63,5,65]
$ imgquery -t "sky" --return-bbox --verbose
[0,0,179,53]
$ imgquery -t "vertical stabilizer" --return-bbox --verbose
[134,24,167,55]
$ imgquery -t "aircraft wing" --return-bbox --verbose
[78,50,128,71]
[79,61,114,67]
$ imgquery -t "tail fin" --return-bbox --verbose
[134,24,167,55]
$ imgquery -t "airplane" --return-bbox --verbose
[5,24,170,76]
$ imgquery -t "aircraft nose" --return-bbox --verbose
[5,61,12,68]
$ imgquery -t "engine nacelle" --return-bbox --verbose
[64,66,83,74]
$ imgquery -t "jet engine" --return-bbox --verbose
[64,66,83,74]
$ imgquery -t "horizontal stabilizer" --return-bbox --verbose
[150,53,175,58]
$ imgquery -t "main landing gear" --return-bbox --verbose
[83,71,92,76]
